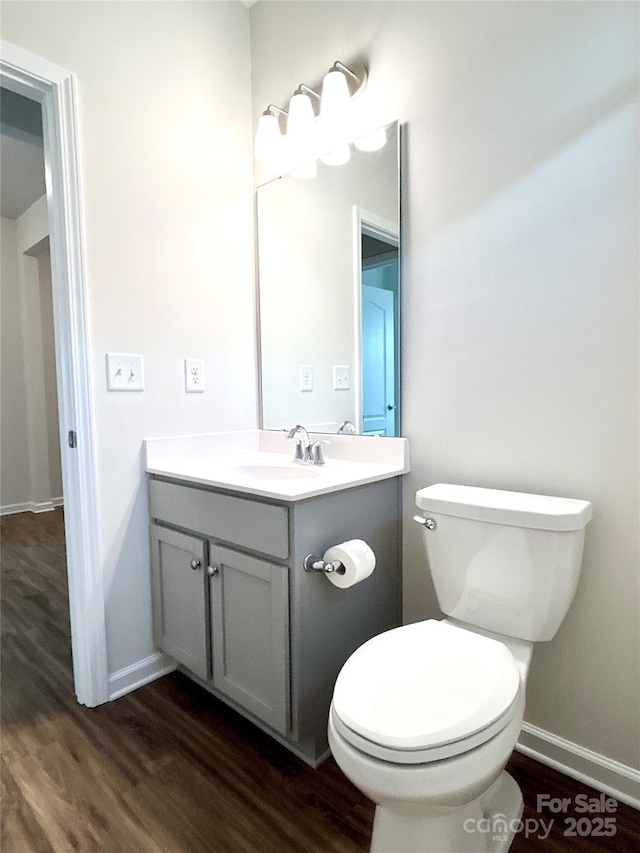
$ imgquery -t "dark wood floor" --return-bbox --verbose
[1,508,638,852]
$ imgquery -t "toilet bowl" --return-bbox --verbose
[328,484,592,853]
[328,620,527,853]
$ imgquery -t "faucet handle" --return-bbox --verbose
[291,438,306,462]
[311,440,330,465]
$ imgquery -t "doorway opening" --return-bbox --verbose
[1,40,108,706]
[1,86,73,701]
[1,89,63,515]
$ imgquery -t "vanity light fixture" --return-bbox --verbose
[287,85,320,163]
[320,62,355,143]
[255,59,369,176]
[255,105,287,163]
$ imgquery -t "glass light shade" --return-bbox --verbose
[290,160,318,180]
[321,69,351,125]
[287,92,316,162]
[320,144,351,166]
[354,126,387,152]
[255,112,283,163]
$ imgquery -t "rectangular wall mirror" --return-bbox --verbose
[256,121,400,436]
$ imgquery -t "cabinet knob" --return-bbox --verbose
[207,565,219,577]
[189,558,202,570]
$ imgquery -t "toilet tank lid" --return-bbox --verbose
[416,484,592,531]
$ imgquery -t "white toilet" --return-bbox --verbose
[328,483,592,853]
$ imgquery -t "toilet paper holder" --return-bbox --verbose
[303,554,345,574]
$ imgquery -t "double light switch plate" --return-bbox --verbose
[106,353,144,391]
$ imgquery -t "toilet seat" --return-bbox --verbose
[331,698,519,765]
[331,620,521,765]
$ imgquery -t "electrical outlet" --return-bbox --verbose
[185,358,205,393]
[106,353,144,391]
[333,364,350,390]
[299,364,313,392]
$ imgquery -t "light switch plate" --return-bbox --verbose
[333,364,350,390]
[185,358,205,393]
[106,353,144,391]
[299,364,313,392]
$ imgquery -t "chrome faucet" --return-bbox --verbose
[287,424,313,463]
[286,425,330,465]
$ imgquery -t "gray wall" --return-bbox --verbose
[250,1,639,770]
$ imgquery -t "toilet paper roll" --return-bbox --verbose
[322,539,376,589]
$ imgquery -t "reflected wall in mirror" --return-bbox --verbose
[256,121,400,436]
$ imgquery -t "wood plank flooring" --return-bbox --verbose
[2,508,639,851]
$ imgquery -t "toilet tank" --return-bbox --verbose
[415,484,593,642]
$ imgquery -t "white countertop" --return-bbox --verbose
[144,429,410,501]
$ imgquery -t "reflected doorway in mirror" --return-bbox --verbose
[360,225,399,436]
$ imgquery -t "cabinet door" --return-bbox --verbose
[150,525,209,681]
[209,545,289,734]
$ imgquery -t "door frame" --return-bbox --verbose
[1,40,109,706]
[351,205,400,434]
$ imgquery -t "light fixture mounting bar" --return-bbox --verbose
[298,84,321,100]
[332,60,368,97]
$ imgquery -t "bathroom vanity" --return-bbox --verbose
[145,430,408,766]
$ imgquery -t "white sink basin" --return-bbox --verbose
[144,429,409,501]
[232,464,320,480]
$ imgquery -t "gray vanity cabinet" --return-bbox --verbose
[209,545,289,734]
[148,473,401,766]
[150,525,209,682]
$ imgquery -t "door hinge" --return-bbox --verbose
[68,430,77,449]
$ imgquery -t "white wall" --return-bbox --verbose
[0,217,30,507]
[1,2,256,683]
[250,1,640,774]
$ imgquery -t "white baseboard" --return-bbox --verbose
[1,502,32,516]
[0,497,64,516]
[108,651,176,701]
[517,722,640,810]
[32,496,64,513]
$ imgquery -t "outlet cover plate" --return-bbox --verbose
[299,364,313,392]
[185,358,205,393]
